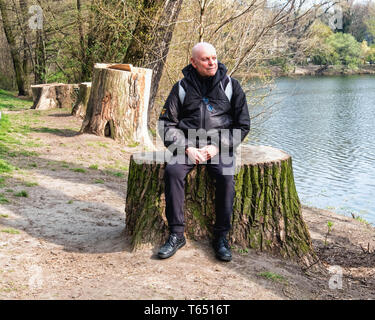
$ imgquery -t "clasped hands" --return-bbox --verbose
[185,145,219,164]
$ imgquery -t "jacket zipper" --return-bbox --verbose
[200,100,205,129]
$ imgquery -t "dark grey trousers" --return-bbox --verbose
[164,153,235,238]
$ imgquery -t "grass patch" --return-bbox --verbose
[97,142,109,148]
[0,159,14,174]
[235,247,249,255]
[0,89,33,110]
[258,271,288,284]
[19,150,39,157]
[94,179,105,184]
[0,176,6,187]
[32,127,64,135]
[106,170,124,178]
[0,214,8,218]
[1,228,20,234]
[24,181,38,187]
[61,162,70,168]
[71,168,86,173]
[14,190,28,197]
[87,141,109,149]
[351,213,370,225]
[127,142,140,148]
[89,164,99,170]
[0,193,9,203]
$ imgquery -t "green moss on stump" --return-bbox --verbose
[125,146,316,265]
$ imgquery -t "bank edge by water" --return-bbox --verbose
[244,64,375,78]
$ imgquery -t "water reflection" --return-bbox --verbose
[247,75,375,224]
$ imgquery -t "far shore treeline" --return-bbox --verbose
[1,0,375,124]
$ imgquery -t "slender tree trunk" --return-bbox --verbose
[35,29,46,84]
[124,0,184,121]
[76,0,89,81]
[19,0,30,95]
[0,0,27,95]
[198,0,206,42]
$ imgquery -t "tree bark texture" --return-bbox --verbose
[31,83,79,110]
[80,63,154,149]
[72,82,91,118]
[0,0,27,95]
[123,0,184,120]
[125,145,317,265]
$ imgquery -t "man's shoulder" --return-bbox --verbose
[168,81,182,94]
[227,76,245,94]
[227,76,240,86]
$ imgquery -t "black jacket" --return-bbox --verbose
[158,62,250,153]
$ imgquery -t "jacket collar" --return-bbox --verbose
[181,61,228,96]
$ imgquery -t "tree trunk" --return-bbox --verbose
[72,82,91,118]
[125,145,317,266]
[0,0,27,95]
[124,0,184,121]
[31,83,79,110]
[18,0,31,96]
[80,63,154,149]
[35,29,46,84]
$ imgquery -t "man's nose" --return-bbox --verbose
[208,58,214,65]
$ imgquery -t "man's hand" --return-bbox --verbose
[200,145,219,161]
[186,145,219,164]
[186,147,206,164]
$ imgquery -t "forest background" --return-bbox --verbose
[1,0,375,127]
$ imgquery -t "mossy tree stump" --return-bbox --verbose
[125,145,317,265]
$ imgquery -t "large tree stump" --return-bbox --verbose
[31,83,79,110]
[125,145,317,265]
[80,63,154,149]
[72,82,91,118]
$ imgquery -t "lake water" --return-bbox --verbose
[247,75,375,225]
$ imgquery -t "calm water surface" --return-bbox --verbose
[247,75,375,225]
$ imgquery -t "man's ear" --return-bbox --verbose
[190,57,196,68]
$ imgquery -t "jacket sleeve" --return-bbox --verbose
[219,77,251,150]
[157,82,191,151]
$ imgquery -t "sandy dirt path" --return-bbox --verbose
[1,108,374,300]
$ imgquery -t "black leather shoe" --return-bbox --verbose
[213,237,232,262]
[158,233,186,259]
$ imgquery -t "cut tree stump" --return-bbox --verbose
[80,63,154,149]
[31,83,79,110]
[72,82,92,119]
[125,145,317,265]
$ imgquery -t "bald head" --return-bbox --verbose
[190,42,218,77]
[192,42,217,59]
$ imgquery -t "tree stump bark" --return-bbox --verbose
[80,63,154,149]
[72,82,91,118]
[125,145,317,265]
[31,83,79,110]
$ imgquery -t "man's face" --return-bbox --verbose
[191,47,218,77]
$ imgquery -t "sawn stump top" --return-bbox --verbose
[131,145,291,166]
